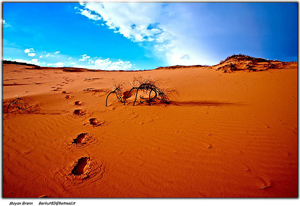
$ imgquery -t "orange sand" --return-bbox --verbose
[2,57,298,197]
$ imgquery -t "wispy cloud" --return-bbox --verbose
[76,3,217,66]
[13,58,39,65]
[28,53,36,57]
[75,6,102,21]
[81,3,165,43]
[79,54,90,61]
[54,62,64,67]
[42,51,62,58]
[75,56,134,70]
[24,48,36,57]
[93,58,132,70]
[8,48,135,70]
[31,59,39,64]
[24,48,34,53]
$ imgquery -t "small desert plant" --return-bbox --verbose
[106,76,171,106]
[105,83,125,106]
[5,97,40,114]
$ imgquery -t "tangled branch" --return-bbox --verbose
[5,97,40,113]
[106,77,170,106]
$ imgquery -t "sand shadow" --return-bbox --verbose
[3,83,29,86]
[71,157,90,177]
[170,101,242,107]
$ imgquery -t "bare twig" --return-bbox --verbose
[106,77,170,106]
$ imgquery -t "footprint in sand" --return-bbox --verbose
[71,157,91,178]
[258,177,272,190]
[260,179,272,190]
[82,118,104,127]
[62,91,71,94]
[250,176,272,190]
[72,133,89,145]
[73,109,86,116]
[65,95,73,99]
[88,118,103,127]
[53,132,98,150]
[53,87,63,91]
[54,156,105,188]
[74,101,83,106]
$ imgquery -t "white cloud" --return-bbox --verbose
[93,58,132,70]
[76,3,216,66]
[81,3,164,43]
[24,48,36,57]
[79,54,90,61]
[54,62,64,67]
[14,59,30,64]
[10,51,135,70]
[31,59,39,64]
[13,58,39,65]
[42,51,61,58]
[71,55,133,70]
[75,7,102,21]
[24,49,31,53]
[28,53,36,57]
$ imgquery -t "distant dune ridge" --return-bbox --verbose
[155,54,297,72]
[3,54,297,72]
[2,54,298,197]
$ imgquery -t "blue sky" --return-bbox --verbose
[2,2,298,70]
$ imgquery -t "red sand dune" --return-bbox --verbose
[2,55,298,197]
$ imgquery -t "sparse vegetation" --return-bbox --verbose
[105,83,125,106]
[5,97,40,114]
[218,54,271,65]
[214,54,293,73]
[106,76,171,106]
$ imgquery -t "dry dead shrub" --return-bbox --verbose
[106,76,176,106]
[5,97,40,114]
